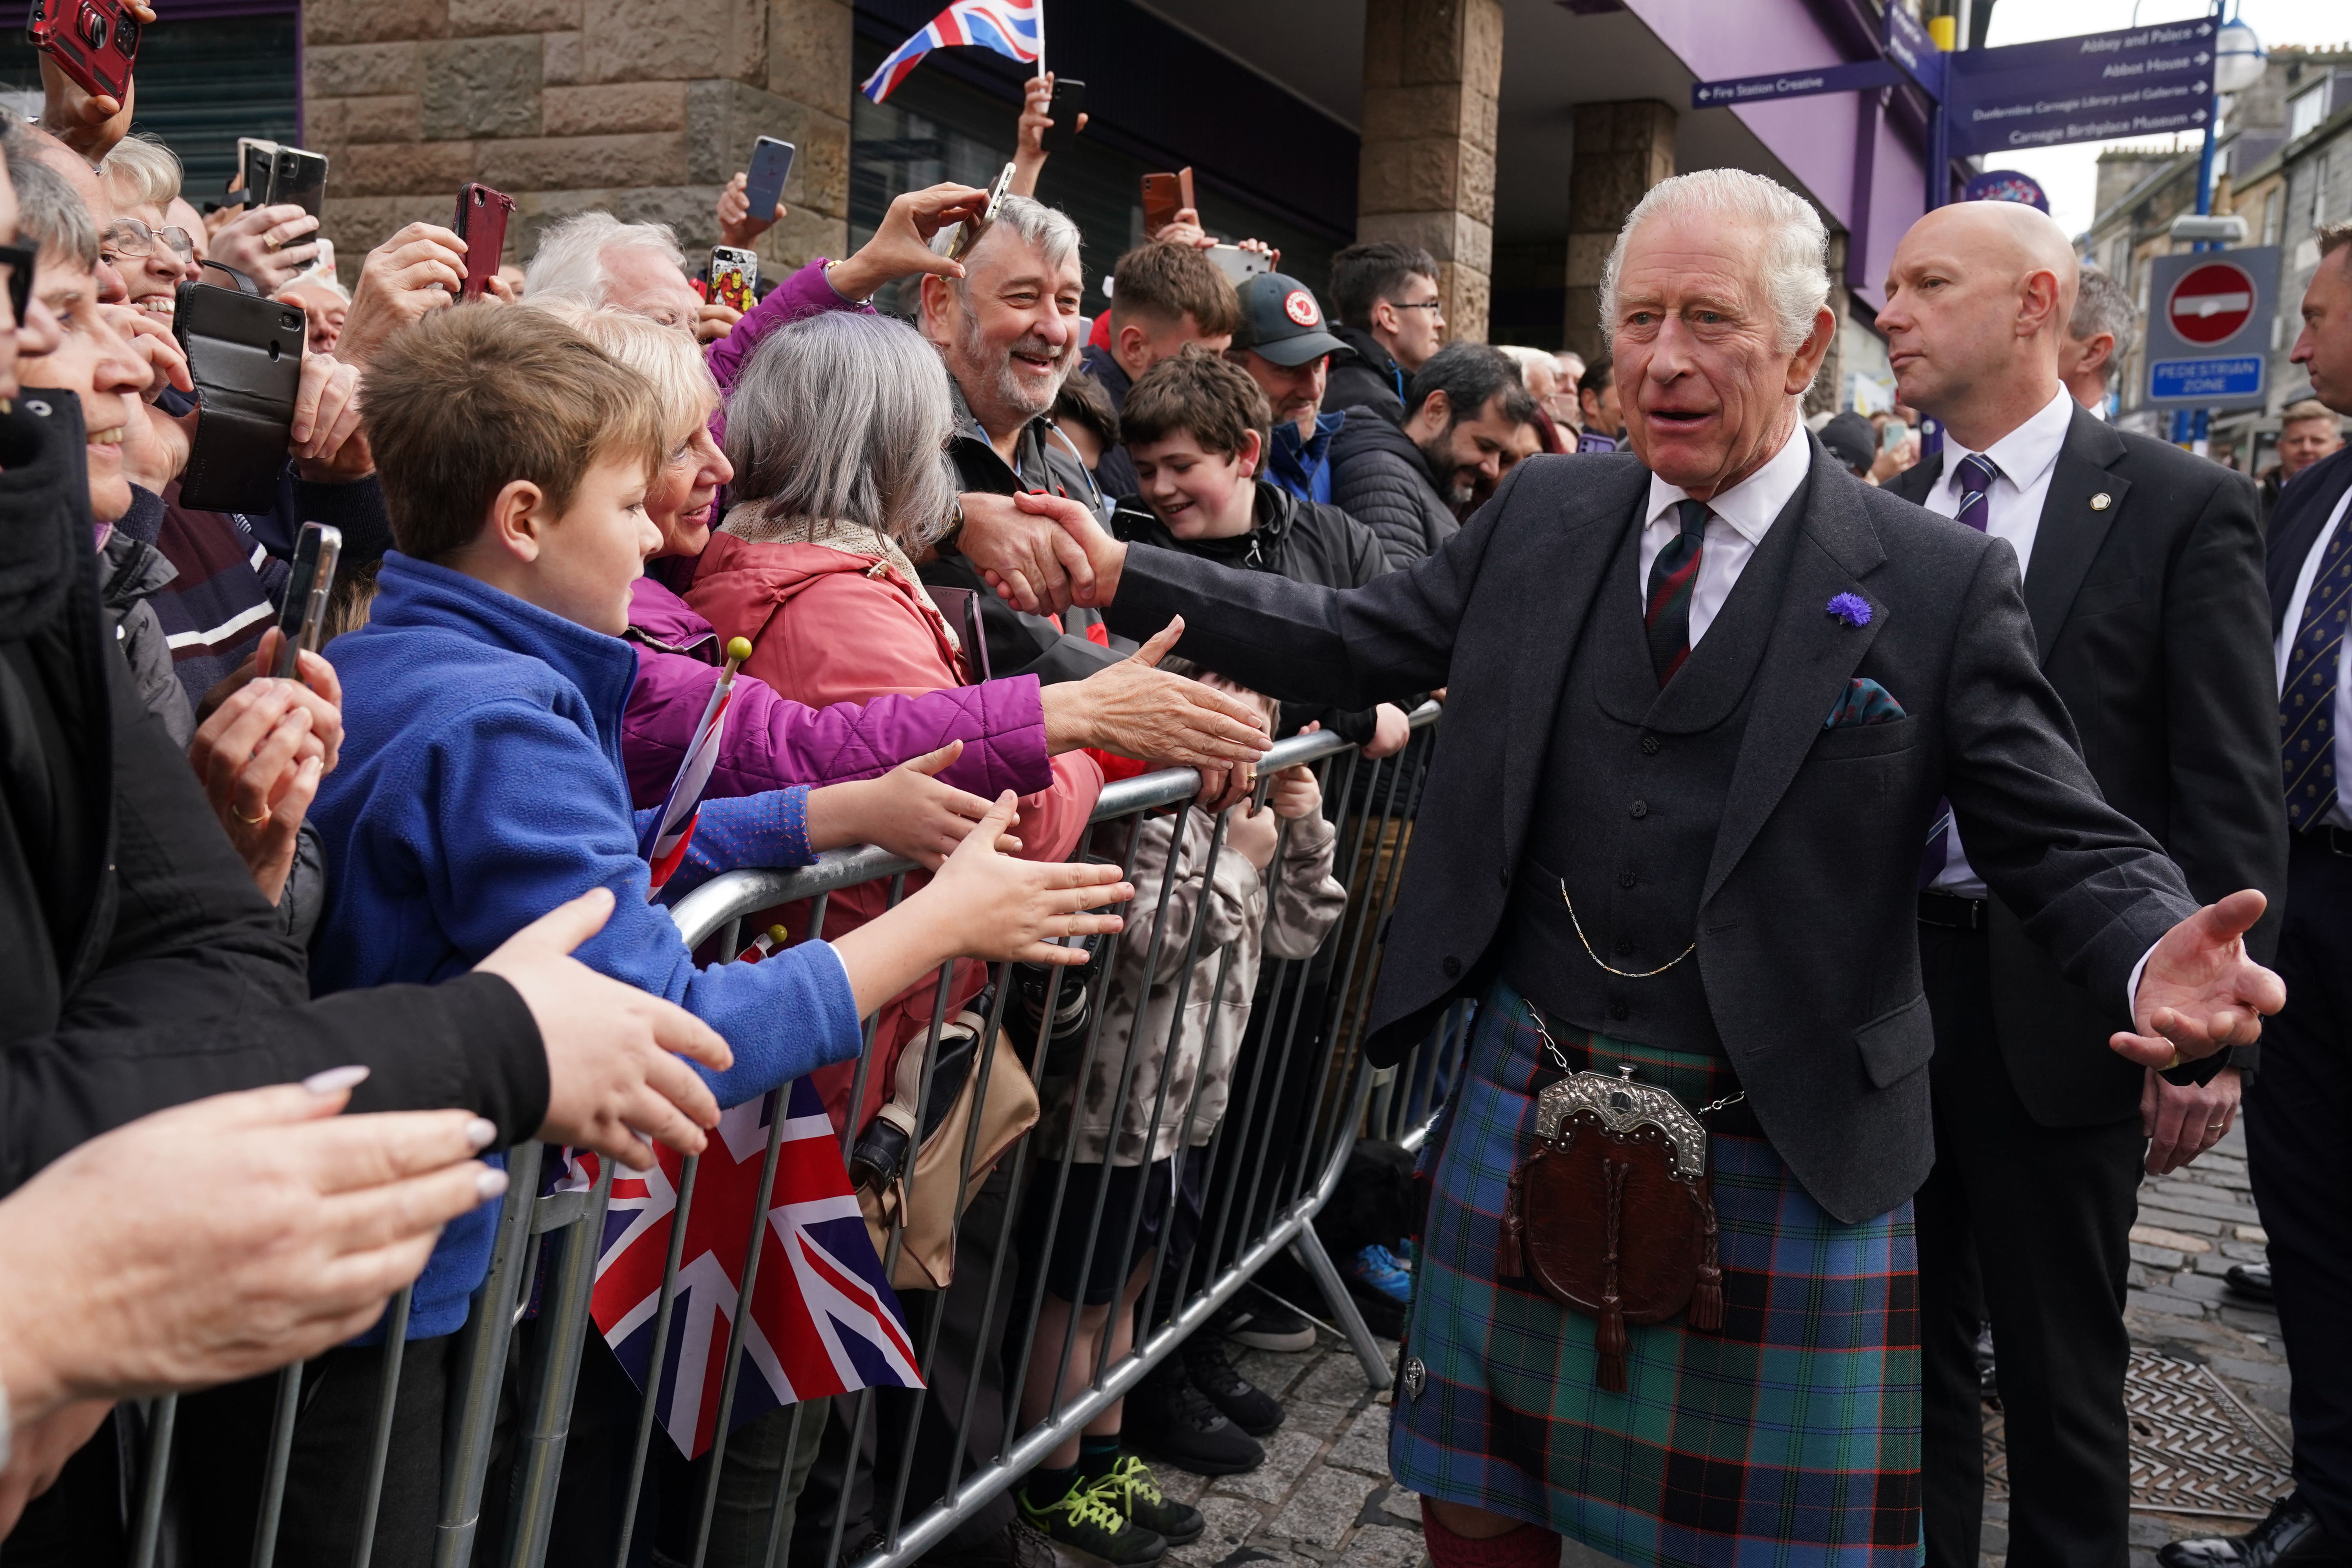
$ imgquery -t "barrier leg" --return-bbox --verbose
[1289,1227,1390,1390]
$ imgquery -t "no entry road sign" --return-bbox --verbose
[2165,261,2256,345]
[2144,248,2279,410]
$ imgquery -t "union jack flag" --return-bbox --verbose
[637,666,735,894]
[861,0,1041,103]
[562,1079,923,1461]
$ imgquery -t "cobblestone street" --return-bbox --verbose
[1099,1118,2287,1568]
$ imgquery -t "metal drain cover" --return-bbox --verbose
[1985,1348,2290,1519]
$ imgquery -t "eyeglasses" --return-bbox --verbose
[1390,299,1445,314]
[0,242,33,328]
[101,218,196,263]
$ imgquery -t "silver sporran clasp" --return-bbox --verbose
[1533,1063,1709,1181]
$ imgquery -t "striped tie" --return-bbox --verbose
[1646,499,1708,684]
[2281,521,2351,829]
[1952,452,1998,533]
[1920,454,2000,886]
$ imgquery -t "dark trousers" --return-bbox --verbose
[789,1160,1021,1568]
[2247,832,2352,1539]
[1915,921,2142,1568]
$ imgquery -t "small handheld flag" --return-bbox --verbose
[640,636,753,897]
[862,0,1042,104]
[567,1078,924,1461]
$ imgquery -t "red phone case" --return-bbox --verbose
[453,183,515,301]
[28,0,140,103]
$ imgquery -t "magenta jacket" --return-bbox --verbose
[621,575,1052,810]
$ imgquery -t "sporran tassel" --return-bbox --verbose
[1595,1158,1630,1391]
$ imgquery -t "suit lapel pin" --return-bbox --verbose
[1826,592,1872,628]
[2091,493,2112,511]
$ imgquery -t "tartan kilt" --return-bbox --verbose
[1390,981,1923,1566]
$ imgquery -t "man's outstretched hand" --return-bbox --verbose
[1040,619,1274,773]
[474,887,731,1171]
[2109,890,2285,1070]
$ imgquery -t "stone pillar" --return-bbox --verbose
[1561,100,1675,361]
[305,0,850,288]
[1356,0,1503,343]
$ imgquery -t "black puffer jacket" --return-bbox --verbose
[1323,324,1405,425]
[1111,481,1396,746]
[97,494,192,747]
[0,392,550,1192]
[1328,407,1456,570]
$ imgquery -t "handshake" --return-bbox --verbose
[953,490,1131,621]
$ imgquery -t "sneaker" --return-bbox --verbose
[1092,1456,1204,1546]
[1216,1287,1316,1353]
[1124,1361,1265,1476]
[1183,1336,1284,1436]
[1345,1245,1414,1305]
[1018,1472,1168,1565]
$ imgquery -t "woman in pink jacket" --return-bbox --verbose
[619,186,1267,825]
[689,309,1110,1136]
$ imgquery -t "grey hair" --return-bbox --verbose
[11,151,97,269]
[100,132,181,210]
[2069,265,2138,347]
[1597,168,1831,355]
[524,210,687,305]
[945,192,1082,295]
[724,311,960,551]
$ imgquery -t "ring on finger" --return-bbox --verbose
[234,802,272,826]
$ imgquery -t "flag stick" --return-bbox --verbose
[1034,0,1046,89]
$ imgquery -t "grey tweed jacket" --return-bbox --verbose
[1102,435,2198,1222]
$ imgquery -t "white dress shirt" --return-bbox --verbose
[2276,478,2352,831]
[1917,383,2077,897]
[1638,418,1815,646]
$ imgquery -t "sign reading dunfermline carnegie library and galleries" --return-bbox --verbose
[1943,17,2217,156]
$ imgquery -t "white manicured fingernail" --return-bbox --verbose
[465,1118,497,1150]
[303,1065,369,1095]
[476,1167,510,1201]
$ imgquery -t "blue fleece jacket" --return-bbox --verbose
[310,552,864,1340]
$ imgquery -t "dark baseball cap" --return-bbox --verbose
[1818,411,1877,475]
[1229,272,1347,367]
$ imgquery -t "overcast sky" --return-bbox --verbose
[1976,0,2350,237]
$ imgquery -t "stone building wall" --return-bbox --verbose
[303,0,855,287]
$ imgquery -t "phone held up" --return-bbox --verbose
[272,524,344,680]
[1039,76,1085,154]
[453,183,516,301]
[1141,168,1194,238]
[946,162,1016,264]
[173,269,306,513]
[1207,245,1269,285]
[708,246,759,314]
[744,136,797,227]
[27,0,140,104]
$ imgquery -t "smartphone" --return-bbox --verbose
[1880,421,1910,453]
[708,245,759,313]
[946,162,1015,263]
[236,138,279,207]
[1206,244,1269,284]
[452,183,515,300]
[272,523,344,679]
[744,136,796,227]
[173,283,307,512]
[26,0,140,105]
[1040,76,1085,154]
[1141,168,1194,237]
[267,147,329,219]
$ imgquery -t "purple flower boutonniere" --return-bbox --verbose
[1826,592,1872,628]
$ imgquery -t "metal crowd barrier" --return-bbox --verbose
[124,702,1461,1568]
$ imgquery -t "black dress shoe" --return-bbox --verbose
[2157,1496,2352,1566]
[2227,1263,2275,1303]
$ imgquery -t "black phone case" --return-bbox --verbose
[174,276,305,513]
[269,149,328,217]
[1041,80,1084,152]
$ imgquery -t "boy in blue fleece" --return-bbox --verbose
[293,305,1131,1564]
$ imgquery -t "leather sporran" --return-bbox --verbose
[1501,1065,1724,1390]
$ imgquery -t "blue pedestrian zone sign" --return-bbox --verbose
[2149,357,2263,399]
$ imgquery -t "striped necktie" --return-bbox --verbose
[1920,453,2001,886]
[1646,499,1708,684]
[1952,452,1999,533]
[2281,519,2350,829]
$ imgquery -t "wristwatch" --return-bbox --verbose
[938,495,966,554]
